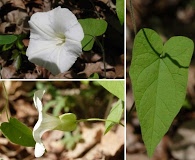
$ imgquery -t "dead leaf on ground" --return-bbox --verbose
[66,123,103,159]
[169,119,195,160]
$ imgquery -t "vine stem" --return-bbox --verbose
[82,0,106,77]
[82,34,106,78]
[77,118,124,127]
[2,82,10,121]
[95,38,106,77]
[129,0,137,35]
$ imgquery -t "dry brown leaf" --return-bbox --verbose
[1,65,16,79]
[42,0,51,11]
[169,119,195,160]
[12,99,37,118]
[44,131,65,154]
[82,125,124,159]
[81,52,102,62]
[10,0,26,9]
[79,62,102,77]
[49,71,75,79]
[66,123,104,159]
[127,154,150,160]
[187,65,195,104]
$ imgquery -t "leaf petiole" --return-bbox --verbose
[77,118,124,127]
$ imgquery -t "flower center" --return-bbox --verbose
[56,34,66,46]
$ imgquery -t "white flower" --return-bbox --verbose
[33,89,77,157]
[26,7,84,75]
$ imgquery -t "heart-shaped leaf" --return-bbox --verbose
[79,18,107,51]
[130,28,194,157]
[0,118,35,147]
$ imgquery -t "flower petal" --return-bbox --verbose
[33,90,62,157]
[50,7,84,41]
[27,38,82,75]
[35,142,45,158]
[33,113,61,143]
[26,7,84,75]
[28,11,56,40]
[33,89,45,111]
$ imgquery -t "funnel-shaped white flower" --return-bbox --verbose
[26,7,84,75]
[33,89,77,157]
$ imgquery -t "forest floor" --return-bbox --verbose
[0,81,124,160]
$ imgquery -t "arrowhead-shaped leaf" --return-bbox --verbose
[0,118,35,147]
[130,28,194,156]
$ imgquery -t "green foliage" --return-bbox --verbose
[98,81,124,101]
[89,73,99,79]
[79,18,107,51]
[62,129,82,150]
[98,81,124,133]
[44,96,69,115]
[0,118,35,147]
[11,49,22,70]
[0,35,17,45]
[104,99,124,134]
[34,82,73,114]
[116,0,124,25]
[0,34,26,71]
[130,28,194,156]
[2,43,14,51]
[34,81,112,118]
[183,98,192,109]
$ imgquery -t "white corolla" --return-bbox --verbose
[33,89,77,157]
[26,7,84,75]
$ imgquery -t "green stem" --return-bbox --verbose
[129,0,137,35]
[95,38,106,78]
[2,82,10,121]
[77,118,124,127]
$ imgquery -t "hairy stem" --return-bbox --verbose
[2,82,10,120]
[95,38,106,77]
[129,0,137,35]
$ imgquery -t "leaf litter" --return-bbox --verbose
[0,81,124,159]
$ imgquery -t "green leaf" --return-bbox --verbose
[79,18,107,51]
[13,55,22,71]
[53,96,65,116]
[104,99,124,134]
[2,43,14,51]
[0,35,17,45]
[0,118,35,147]
[89,73,99,79]
[63,130,82,150]
[130,28,194,157]
[98,81,124,101]
[116,0,124,25]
